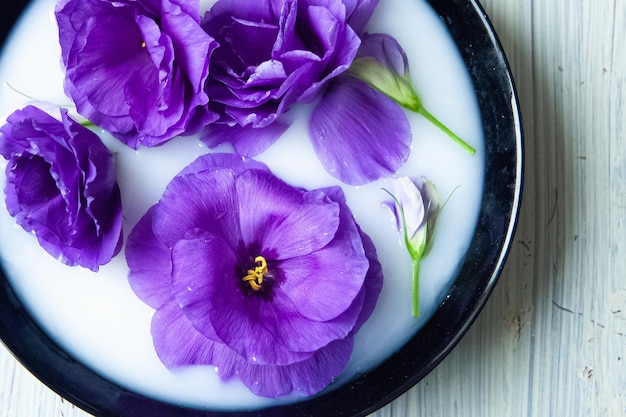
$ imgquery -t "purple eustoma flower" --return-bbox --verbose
[126,153,382,397]
[0,105,123,271]
[200,0,412,185]
[56,0,219,148]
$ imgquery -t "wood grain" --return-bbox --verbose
[1,0,625,415]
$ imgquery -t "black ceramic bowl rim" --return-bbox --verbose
[0,1,523,416]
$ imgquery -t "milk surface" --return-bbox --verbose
[0,0,484,410]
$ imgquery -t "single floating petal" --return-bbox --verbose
[309,76,412,185]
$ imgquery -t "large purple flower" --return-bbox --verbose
[0,105,123,271]
[56,0,218,148]
[126,153,382,397]
[200,0,411,185]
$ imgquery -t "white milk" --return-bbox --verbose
[0,0,484,410]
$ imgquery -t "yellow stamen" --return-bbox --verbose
[141,41,146,48]
[242,256,268,291]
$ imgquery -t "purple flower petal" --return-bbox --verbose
[170,233,239,343]
[152,169,241,250]
[205,263,356,362]
[200,121,289,157]
[277,187,368,321]
[126,206,173,309]
[320,186,382,331]
[236,169,340,260]
[153,284,355,398]
[344,0,380,33]
[236,337,354,398]
[179,152,270,177]
[352,226,383,332]
[309,76,411,185]
[151,300,220,368]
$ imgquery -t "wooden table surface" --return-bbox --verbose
[2,0,626,416]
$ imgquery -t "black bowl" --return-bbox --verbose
[0,0,522,416]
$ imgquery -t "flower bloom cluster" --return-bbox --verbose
[126,153,383,397]
[0,0,467,399]
[54,0,417,185]
[0,106,123,271]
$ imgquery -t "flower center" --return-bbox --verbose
[242,256,268,291]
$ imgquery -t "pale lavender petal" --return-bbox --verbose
[309,76,411,185]
[390,175,426,237]
[356,33,409,78]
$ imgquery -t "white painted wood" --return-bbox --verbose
[1,0,625,415]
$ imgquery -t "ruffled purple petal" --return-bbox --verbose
[277,187,368,321]
[344,0,380,34]
[235,169,340,260]
[179,152,270,177]
[126,206,173,309]
[152,169,242,250]
[309,76,411,185]
[152,299,220,368]
[201,0,367,147]
[200,121,289,157]
[236,337,354,398]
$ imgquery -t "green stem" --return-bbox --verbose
[412,257,420,317]
[417,107,476,155]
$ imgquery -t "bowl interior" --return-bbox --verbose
[0,0,522,416]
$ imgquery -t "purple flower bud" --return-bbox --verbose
[383,176,439,316]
